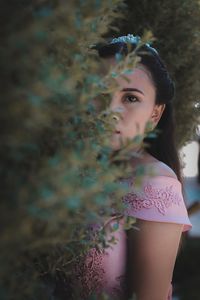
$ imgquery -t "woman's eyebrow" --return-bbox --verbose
[121,87,145,95]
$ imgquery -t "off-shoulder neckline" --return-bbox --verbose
[119,174,182,186]
[130,155,178,179]
[144,175,181,185]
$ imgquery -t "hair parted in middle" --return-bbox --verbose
[93,35,181,181]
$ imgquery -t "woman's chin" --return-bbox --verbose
[109,133,123,150]
[110,143,121,151]
[109,133,142,153]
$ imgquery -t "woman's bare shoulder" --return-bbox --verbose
[141,152,178,179]
[130,151,178,180]
[150,160,178,179]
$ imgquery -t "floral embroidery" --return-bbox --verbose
[72,247,108,299]
[70,177,181,300]
[122,183,181,215]
[72,223,125,299]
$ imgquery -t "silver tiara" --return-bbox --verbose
[110,34,141,44]
[110,34,158,54]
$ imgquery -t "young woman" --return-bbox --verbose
[72,34,192,300]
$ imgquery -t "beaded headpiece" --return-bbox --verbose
[110,34,158,55]
[110,34,140,44]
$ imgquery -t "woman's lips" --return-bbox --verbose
[114,130,120,134]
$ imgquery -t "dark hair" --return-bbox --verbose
[94,38,182,181]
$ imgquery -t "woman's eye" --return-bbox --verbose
[123,94,138,103]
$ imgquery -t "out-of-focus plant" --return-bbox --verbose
[0,1,156,299]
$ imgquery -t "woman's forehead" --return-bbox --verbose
[115,65,155,93]
[100,57,154,84]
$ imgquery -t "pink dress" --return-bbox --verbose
[72,174,192,299]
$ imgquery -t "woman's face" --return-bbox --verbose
[107,63,165,151]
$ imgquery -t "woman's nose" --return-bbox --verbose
[109,105,124,121]
[112,114,120,121]
[108,95,124,120]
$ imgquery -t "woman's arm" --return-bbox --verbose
[127,220,184,300]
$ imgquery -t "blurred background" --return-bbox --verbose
[173,133,200,300]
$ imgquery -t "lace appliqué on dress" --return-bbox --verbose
[72,247,108,299]
[72,220,126,299]
[122,183,181,215]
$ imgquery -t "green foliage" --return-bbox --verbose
[111,0,200,147]
[0,1,153,299]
